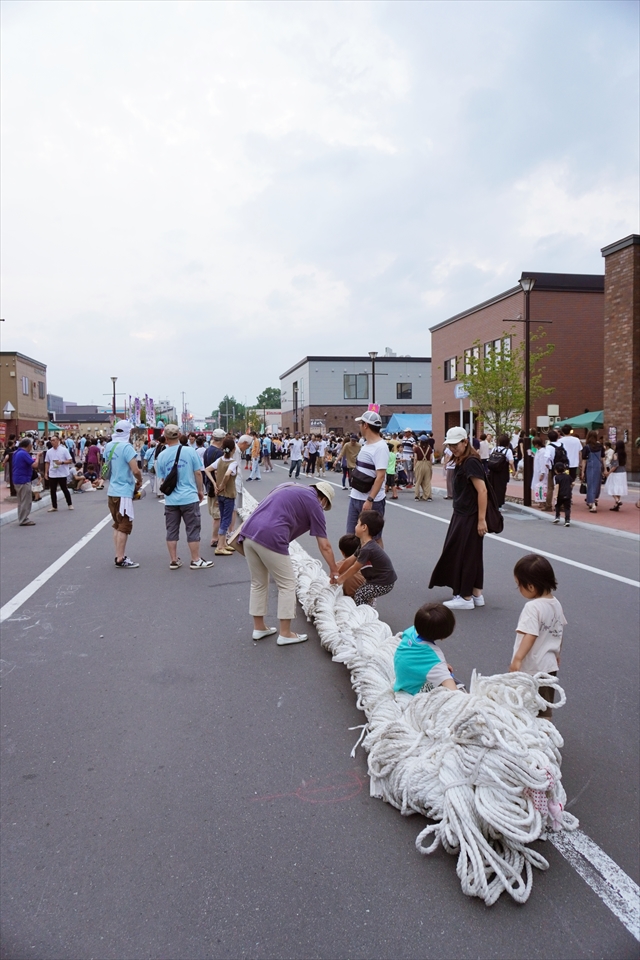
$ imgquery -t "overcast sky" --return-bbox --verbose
[2,0,638,419]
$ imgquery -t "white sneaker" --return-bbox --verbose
[276,633,308,646]
[472,594,485,607]
[442,596,475,610]
[252,627,277,640]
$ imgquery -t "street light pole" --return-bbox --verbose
[369,351,378,405]
[520,277,535,507]
[110,377,117,419]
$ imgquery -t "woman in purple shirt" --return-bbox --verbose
[239,482,339,646]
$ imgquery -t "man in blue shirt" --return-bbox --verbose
[13,438,36,526]
[104,421,143,569]
[154,424,213,570]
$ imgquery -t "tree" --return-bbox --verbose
[217,395,246,433]
[460,330,555,438]
[255,387,281,409]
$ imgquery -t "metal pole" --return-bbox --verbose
[111,378,117,419]
[372,356,376,404]
[523,285,532,507]
[460,397,463,428]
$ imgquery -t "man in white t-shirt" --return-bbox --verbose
[45,436,74,511]
[400,429,415,486]
[316,437,327,476]
[346,410,390,543]
[288,434,304,479]
[558,426,583,481]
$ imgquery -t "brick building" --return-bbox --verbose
[602,235,640,478]
[279,355,431,435]
[0,351,48,438]
[430,274,605,443]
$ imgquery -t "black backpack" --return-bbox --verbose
[550,442,570,471]
[159,445,183,496]
[487,447,508,472]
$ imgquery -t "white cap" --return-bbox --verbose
[444,426,468,445]
[354,410,382,426]
[212,428,226,439]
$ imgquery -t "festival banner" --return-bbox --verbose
[134,397,141,425]
[147,397,155,426]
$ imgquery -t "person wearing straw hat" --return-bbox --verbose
[238,481,339,645]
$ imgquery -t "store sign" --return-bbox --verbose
[0,423,6,443]
[454,384,469,400]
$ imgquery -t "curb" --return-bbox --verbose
[1,492,53,527]
[500,500,640,541]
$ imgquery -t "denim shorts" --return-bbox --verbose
[346,496,385,537]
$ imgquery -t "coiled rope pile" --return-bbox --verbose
[241,490,578,905]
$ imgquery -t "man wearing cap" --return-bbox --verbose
[203,428,226,547]
[103,421,143,569]
[347,410,390,540]
[400,428,415,488]
[238,481,339,645]
[155,424,214,570]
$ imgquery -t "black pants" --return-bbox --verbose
[50,477,72,508]
[555,496,571,522]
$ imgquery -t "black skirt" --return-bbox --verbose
[429,512,484,597]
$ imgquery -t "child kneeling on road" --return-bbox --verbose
[335,534,366,598]
[333,511,397,606]
[510,554,566,718]
[394,602,463,694]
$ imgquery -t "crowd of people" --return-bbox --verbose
[8,410,633,716]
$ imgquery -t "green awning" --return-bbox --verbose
[46,422,64,431]
[553,410,603,430]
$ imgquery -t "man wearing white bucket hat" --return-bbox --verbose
[238,481,339,645]
[429,426,488,610]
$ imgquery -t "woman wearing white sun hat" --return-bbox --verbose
[429,427,488,610]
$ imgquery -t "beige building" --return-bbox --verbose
[0,351,48,440]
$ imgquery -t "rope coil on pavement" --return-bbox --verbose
[242,489,579,905]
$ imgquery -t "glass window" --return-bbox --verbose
[344,373,369,399]
[38,381,46,399]
[21,376,29,395]
[396,382,412,399]
[444,357,457,381]
[464,347,480,374]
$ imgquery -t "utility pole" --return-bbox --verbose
[369,351,378,405]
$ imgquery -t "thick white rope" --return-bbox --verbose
[241,490,579,905]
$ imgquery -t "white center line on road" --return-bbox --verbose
[272,468,640,588]
[550,830,640,942]
[0,482,151,624]
[0,513,112,623]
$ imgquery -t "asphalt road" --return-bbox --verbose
[1,467,638,960]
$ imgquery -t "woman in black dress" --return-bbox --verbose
[429,427,488,610]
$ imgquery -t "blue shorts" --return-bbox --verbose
[346,496,385,538]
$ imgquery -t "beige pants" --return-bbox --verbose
[243,537,297,620]
[414,460,432,499]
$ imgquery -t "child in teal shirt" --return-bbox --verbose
[394,602,461,694]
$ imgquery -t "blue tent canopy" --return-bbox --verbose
[384,413,432,435]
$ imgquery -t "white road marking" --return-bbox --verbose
[550,830,640,941]
[274,469,639,588]
[0,482,151,623]
[0,514,112,623]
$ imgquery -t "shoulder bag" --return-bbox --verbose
[159,445,183,496]
[484,476,504,534]
[100,444,118,481]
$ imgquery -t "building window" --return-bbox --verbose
[396,382,412,399]
[21,376,29,395]
[484,337,510,358]
[38,381,46,399]
[344,373,369,400]
[443,357,457,381]
[464,347,480,375]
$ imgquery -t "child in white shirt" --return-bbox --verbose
[510,553,566,718]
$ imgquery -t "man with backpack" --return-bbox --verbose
[155,423,214,571]
[103,420,143,568]
[543,429,570,511]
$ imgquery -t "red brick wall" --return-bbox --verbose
[603,242,640,475]
[431,288,604,443]
[282,404,431,435]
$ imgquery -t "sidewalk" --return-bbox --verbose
[429,470,640,537]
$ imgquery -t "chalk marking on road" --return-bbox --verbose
[273,467,639,588]
[550,830,640,942]
[0,482,151,624]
